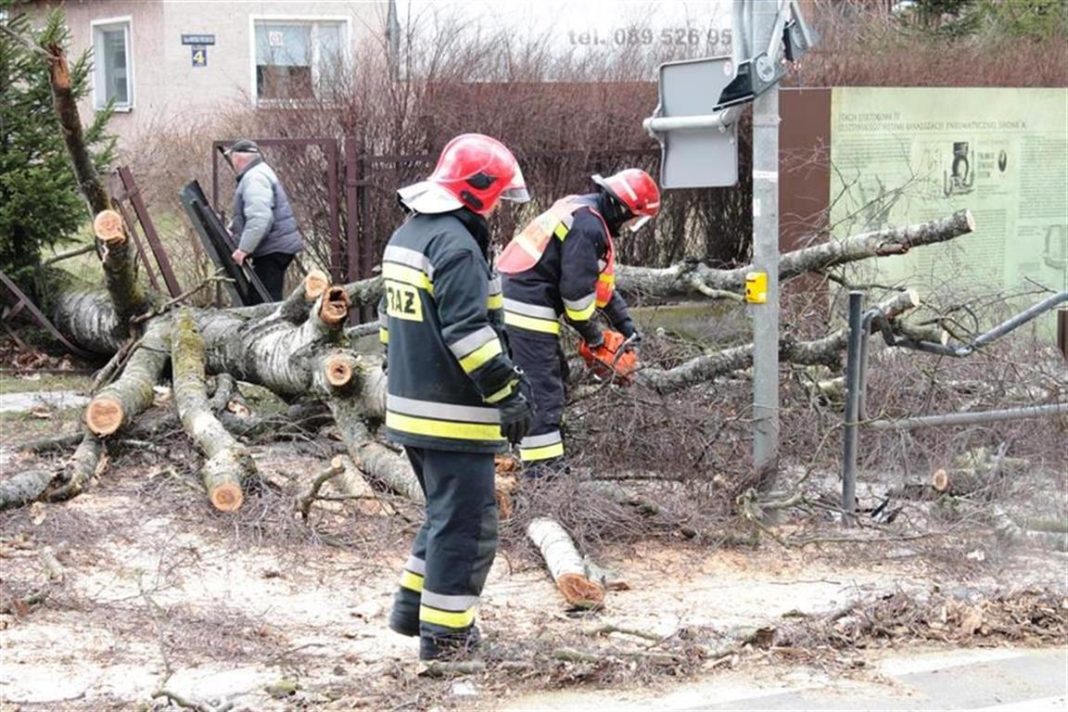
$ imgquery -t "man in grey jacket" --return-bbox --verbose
[224,139,303,302]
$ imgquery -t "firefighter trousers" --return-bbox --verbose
[507,329,567,468]
[389,446,498,654]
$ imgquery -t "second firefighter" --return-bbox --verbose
[497,169,661,475]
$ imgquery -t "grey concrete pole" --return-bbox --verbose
[750,0,780,483]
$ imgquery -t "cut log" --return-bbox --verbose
[208,373,238,412]
[171,309,256,511]
[330,403,424,504]
[17,432,85,454]
[319,287,351,327]
[85,317,170,435]
[273,269,331,324]
[527,517,605,609]
[92,210,125,244]
[322,353,356,389]
[994,507,1068,552]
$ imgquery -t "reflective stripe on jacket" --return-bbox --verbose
[380,209,519,453]
[499,194,623,342]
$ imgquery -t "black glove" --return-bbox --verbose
[575,321,604,349]
[497,370,535,444]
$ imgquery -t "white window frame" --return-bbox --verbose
[90,15,134,112]
[249,15,351,106]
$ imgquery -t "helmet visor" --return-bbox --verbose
[624,215,652,233]
[500,165,530,203]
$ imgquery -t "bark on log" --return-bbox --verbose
[527,517,605,609]
[47,36,146,331]
[0,470,56,512]
[615,211,974,301]
[172,309,256,511]
[343,275,384,310]
[44,41,109,214]
[46,432,105,501]
[994,507,1068,552]
[17,432,85,454]
[639,290,920,393]
[85,317,170,435]
[329,400,422,503]
[52,291,124,356]
[273,269,331,324]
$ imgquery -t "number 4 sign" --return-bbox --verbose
[191,46,207,67]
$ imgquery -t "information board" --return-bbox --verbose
[829,87,1067,299]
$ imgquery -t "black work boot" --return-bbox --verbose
[389,587,420,637]
[419,626,482,661]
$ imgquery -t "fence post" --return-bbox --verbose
[841,290,865,518]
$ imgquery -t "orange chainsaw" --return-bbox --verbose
[578,330,638,385]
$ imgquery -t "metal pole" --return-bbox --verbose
[867,403,1068,430]
[750,0,780,483]
[841,291,864,516]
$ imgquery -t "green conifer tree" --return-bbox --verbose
[0,4,114,288]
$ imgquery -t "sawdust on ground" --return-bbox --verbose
[0,447,1064,711]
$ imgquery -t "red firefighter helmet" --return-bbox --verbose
[398,134,530,216]
[592,169,661,231]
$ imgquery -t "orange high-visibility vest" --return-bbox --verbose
[497,197,616,308]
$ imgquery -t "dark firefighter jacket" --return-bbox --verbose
[501,194,635,342]
[378,208,518,453]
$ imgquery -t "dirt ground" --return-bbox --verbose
[1,437,1065,711]
[0,370,1065,711]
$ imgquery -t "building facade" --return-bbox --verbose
[22,1,393,146]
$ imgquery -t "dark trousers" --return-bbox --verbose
[390,446,498,646]
[250,252,294,303]
[507,329,567,465]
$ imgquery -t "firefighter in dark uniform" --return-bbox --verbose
[497,169,660,475]
[380,134,535,661]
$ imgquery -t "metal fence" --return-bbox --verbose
[210,136,759,292]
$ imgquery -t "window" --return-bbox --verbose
[91,18,133,110]
[253,19,345,102]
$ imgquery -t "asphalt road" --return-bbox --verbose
[504,647,1067,711]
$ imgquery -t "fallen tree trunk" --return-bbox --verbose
[172,309,256,511]
[616,210,974,301]
[527,517,605,609]
[639,290,920,393]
